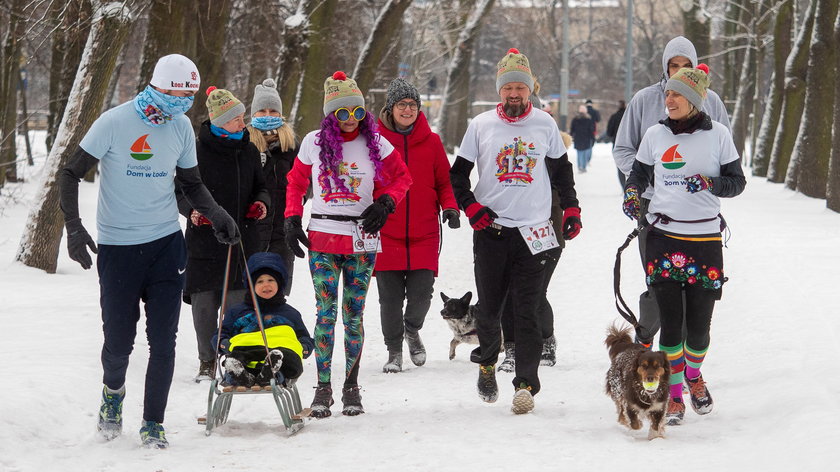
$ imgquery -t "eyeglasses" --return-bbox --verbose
[394,101,419,111]
[334,106,366,122]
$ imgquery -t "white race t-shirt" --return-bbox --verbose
[80,101,197,245]
[297,130,395,235]
[458,109,565,227]
[637,121,739,234]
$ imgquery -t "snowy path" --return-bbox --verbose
[0,141,837,471]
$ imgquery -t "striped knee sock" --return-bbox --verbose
[684,344,708,381]
[660,343,685,399]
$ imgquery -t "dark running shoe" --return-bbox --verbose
[666,397,685,426]
[310,383,334,418]
[194,359,214,382]
[341,385,365,416]
[686,374,714,415]
[477,364,498,403]
[97,386,124,441]
[139,421,168,449]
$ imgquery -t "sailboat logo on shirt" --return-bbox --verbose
[661,144,685,169]
[130,134,154,161]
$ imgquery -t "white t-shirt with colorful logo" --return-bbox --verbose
[297,129,395,236]
[457,109,565,227]
[79,101,197,245]
[637,121,739,234]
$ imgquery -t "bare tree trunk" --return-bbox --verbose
[277,0,312,122]
[46,1,93,154]
[16,1,139,273]
[136,0,191,93]
[753,0,793,176]
[188,0,232,130]
[291,0,338,135]
[352,0,415,92]
[682,1,710,60]
[729,39,754,158]
[827,6,840,212]
[789,0,838,196]
[767,0,814,183]
[0,0,27,186]
[439,0,496,153]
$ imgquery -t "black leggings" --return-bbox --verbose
[651,283,716,350]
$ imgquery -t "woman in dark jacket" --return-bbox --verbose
[569,105,596,172]
[177,87,269,381]
[247,79,300,296]
[375,78,460,373]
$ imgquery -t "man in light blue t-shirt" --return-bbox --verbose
[59,54,239,449]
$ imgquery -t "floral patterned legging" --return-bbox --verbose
[308,251,376,386]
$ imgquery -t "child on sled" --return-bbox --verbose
[213,252,314,388]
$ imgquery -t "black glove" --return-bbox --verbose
[284,215,310,258]
[205,207,241,245]
[360,194,396,234]
[441,209,460,229]
[65,218,98,270]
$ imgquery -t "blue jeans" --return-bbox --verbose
[576,147,592,170]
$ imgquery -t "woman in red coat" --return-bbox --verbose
[375,78,460,373]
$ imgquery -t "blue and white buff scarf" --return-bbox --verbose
[250,115,284,131]
[134,85,194,126]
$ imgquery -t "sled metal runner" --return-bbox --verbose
[200,244,309,436]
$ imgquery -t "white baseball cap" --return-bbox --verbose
[150,54,200,91]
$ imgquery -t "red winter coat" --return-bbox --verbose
[375,111,458,275]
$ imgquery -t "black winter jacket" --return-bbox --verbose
[255,139,299,253]
[177,121,269,297]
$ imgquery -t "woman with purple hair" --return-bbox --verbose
[284,71,411,418]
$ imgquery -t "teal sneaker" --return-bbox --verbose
[97,386,124,440]
[139,421,168,449]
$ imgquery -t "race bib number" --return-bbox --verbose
[518,220,559,255]
[351,223,382,253]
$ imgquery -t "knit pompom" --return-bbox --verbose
[508,48,520,54]
[262,78,277,89]
[205,86,217,96]
[332,71,347,81]
[697,63,709,74]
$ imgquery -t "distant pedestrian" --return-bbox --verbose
[569,105,595,172]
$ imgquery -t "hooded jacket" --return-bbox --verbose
[375,110,458,274]
[613,36,731,199]
[213,252,314,358]
[177,121,269,296]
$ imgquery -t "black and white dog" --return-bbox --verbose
[439,291,480,360]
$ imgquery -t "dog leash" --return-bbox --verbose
[613,226,641,329]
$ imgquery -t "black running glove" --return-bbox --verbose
[360,194,396,234]
[204,207,241,245]
[65,218,98,270]
[441,209,460,229]
[284,215,310,258]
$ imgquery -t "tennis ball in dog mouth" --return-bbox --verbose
[643,381,659,392]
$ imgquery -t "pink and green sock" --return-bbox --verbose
[660,342,685,399]
[684,344,708,381]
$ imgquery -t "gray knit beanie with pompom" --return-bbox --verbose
[385,78,421,112]
[251,78,283,117]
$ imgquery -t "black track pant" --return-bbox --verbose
[98,231,186,424]
[376,269,435,353]
[650,283,716,351]
[471,227,559,395]
[501,249,560,342]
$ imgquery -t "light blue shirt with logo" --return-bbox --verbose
[79,101,197,245]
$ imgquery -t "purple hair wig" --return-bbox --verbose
[314,113,384,194]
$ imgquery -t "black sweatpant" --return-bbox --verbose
[501,248,560,341]
[97,231,186,424]
[471,227,559,395]
[651,283,716,351]
[376,269,435,353]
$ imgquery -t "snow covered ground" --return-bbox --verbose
[0,134,837,471]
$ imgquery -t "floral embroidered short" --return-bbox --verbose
[644,229,724,290]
